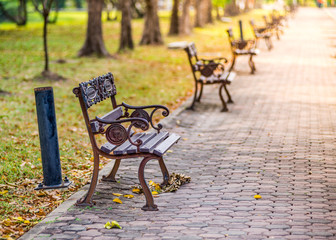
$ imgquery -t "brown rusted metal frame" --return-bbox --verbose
[250,20,273,51]
[263,14,284,40]
[227,28,257,74]
[73,75,171,211]
[184,44,232,112]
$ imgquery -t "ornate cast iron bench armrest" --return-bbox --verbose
[95,116,150,151]
[121,102,169,133]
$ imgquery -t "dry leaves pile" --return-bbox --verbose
[132,172,191,195]
[0,156,111,240]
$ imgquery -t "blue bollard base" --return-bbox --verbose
[35,177,71,190]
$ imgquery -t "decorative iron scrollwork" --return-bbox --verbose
[130,109,150,128]
[200,62,219,77]
[105,124,128,145]
[77,72,117,109]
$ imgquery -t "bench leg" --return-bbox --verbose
[187,80,198,111]
[139,156,160,211]
[219,84,229,112]
[265,37,273,51]
[229,55,236,72]
[249,55,256,74]
[196,82,204,102]
[158,157,169,186]
[76,151,100,206]
[223,84,234,104]
[101,159,121,182]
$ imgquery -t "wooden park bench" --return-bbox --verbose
[72,72,180,211]
[226,28,259,74]
[249,19,273,51]
[184,42,236,112]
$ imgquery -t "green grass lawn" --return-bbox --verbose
[0,8,270,239]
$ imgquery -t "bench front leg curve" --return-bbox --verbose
[197,82,204,102]
[158,157,169,186]
[229,55,236,72]
[223,84,234,104]
[139,156,161,211]
[219,84,229,112]
[249,55,256,74]
[76,151,100,206]
[187,80,198,110]
[102,159,121,182]
[266,37,273,50]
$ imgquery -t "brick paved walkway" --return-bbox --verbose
[22,8,336,240]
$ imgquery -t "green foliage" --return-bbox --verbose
[213,0,231,6]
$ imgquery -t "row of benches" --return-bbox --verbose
[71,10,292,212]
[184,11,289,112]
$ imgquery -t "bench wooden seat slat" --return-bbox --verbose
[126,132,158,154]
[113,133,146,155]
[140,131,169,153]
[152,133,181,157]
[100,129,135,154]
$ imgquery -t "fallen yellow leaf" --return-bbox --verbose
[104,220,122,229]
[254,194,262,199]
[0,190,8,195]
[2,218,11,226]
[112,193,122,197]
[152,191,158,195]
[132,188,141,193]
[113,198,123,204]
[123,194,134,199]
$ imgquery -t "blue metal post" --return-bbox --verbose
[34,87,70,190]
[239,20,244,41]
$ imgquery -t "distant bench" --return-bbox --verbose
[250,19,273,51]
[226,28,259,74]
[73,72,180,211]
[184,42,236,112]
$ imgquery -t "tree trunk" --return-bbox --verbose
[179,0,191,35]
[139,0,163,45]
[206,0,213,24]
[78,0,110,57]
[43,14,49,72]
[119,0,134,51]
[0,0,27,26]
[41,0,54,73]
[194,0,204,27]
[215,6,221,21]
[168,0,179,35]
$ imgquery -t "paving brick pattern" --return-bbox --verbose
[23,8,336,240]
